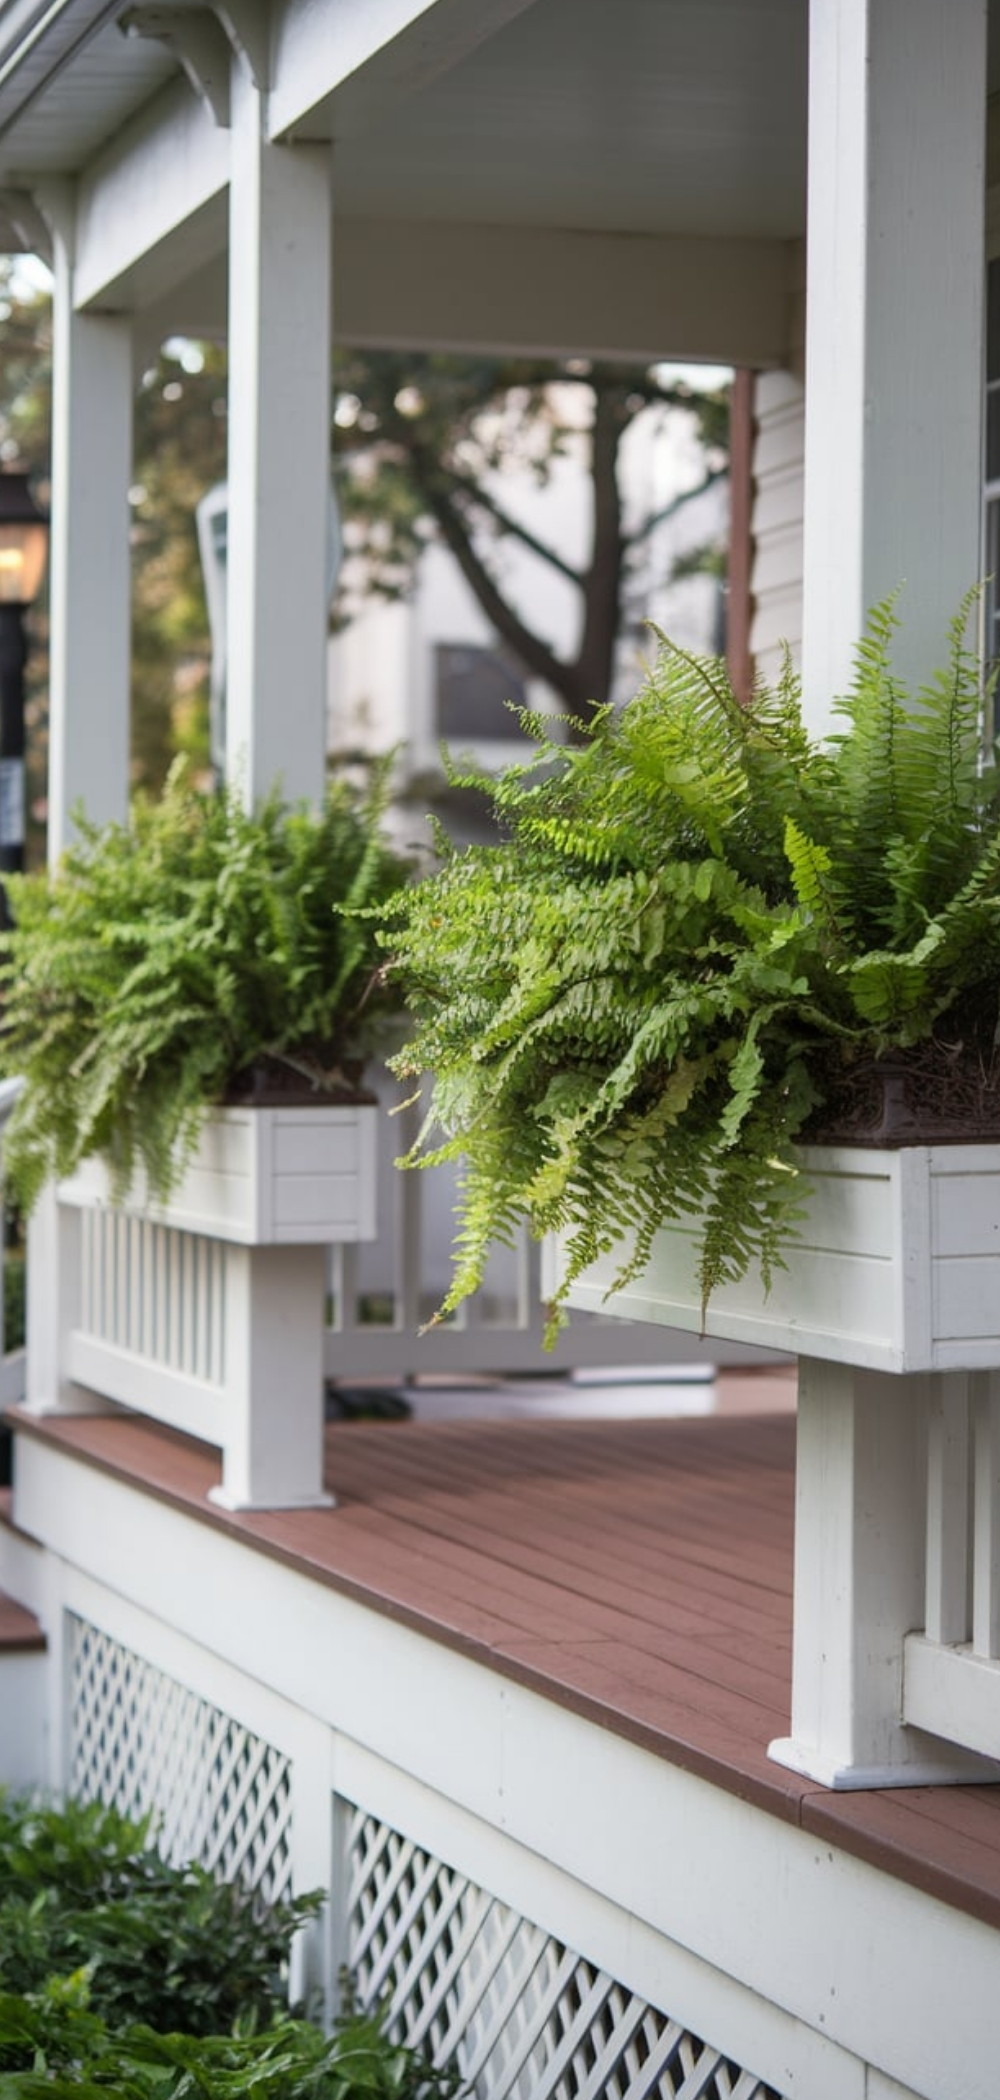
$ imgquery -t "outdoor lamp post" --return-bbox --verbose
[0,471,48,910]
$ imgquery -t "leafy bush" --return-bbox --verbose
[0,1795,320,2035]
[0,762,409,1213]
[0,1992,461,2098]
[383,595,1000,1333]
[0,1976,461,2096]
[0,1797,461,2096]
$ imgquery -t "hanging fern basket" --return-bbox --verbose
[545,1137,1000,1373]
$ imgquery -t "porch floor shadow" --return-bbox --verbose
[9,1400,1000,1935]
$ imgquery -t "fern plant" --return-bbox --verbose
[381,593,1000,1339]
[0,760,409,1211]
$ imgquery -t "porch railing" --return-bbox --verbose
[903,1370,1000,1761]
[23,1065,745,1511]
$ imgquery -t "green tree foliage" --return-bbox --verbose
[0,263,225,804]
[382,594,1000,1336]
[334,350,729,719]
[0,260,728,807]
[130,340,228,785]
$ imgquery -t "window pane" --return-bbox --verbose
[435,644,529,740]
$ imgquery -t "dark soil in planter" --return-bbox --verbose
[219,1051,378,1109]
[803,1033,1000,1147]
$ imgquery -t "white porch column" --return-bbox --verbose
[769,1362,995,1787]
[773,0,992,1788]
[800,0,987,732]
[47,211,132,857]
[25,206,133,1419]
[225,60,333,805]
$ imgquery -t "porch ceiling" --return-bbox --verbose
[0,0,809,243]
[313,0,808,242]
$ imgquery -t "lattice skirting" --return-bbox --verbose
[66,1614,292,1905]
[341,1801,786,2100]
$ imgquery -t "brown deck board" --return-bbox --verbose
[10,1402,1000,1930]
[0,1587,45,1654]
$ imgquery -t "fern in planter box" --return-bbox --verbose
[382,594,1000,1339]
[0,761,409,1213]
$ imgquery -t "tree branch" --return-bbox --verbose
[626,465,728,551]
[445,468,583,586]
[423,474,577,701]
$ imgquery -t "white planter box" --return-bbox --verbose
[545,1143,1000,1373]
[58,1103,378,1246]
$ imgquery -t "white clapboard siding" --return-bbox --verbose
[749,367,805,683]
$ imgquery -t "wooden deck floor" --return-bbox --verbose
[9,1396,1000,1933]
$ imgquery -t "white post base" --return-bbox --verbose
[207,1482,336,1514]
[769,1357,1000,1788]
[768,1735,997,1791]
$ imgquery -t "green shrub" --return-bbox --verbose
[0,1797,462,2095]
[382,595,1000,1334]
[0,761,409,1214]
[0,1795,319,2035]
[0,1974,461,2095]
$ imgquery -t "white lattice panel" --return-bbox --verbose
[342,1806,785,2100]
[80,1213,226,1384]
[67,1616,291,1903]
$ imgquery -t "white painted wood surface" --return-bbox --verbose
[551,1144,1000,1375]
[58,1106,378,1246]
[47,1107,376,1505]
[225,60,332,805]
[748,365,804,681]
[800,0,986,734]
[0,1651,47,1790]
[769,1359,998,1789]
[335,220,792,366]
[46,207,132,856]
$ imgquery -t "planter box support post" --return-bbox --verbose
[769,1359,995,1787]
[24,1190,116,1419]
[209,1244,331,1512]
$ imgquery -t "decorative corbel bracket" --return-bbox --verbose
[119,1,263,127]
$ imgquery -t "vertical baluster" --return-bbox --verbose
[160,1226,174,1369]
[139,1220,151,1359]
[93,1211,106,1338]
[925,1372,971,1647]
[339,1242,359,1335]
[80,1211,93,1334]
[181,1230,193,1373]
[212,1240,225,1387]
[398,1094,423,1336]
[972,1370,1000,1658]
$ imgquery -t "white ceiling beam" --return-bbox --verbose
[72,76,228,307]
[269,0,540,141]
[334,220,793,368]
[70,201,793,372]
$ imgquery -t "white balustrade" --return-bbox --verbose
[901,1370,1000,1766]
[36,1103,378,1510]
